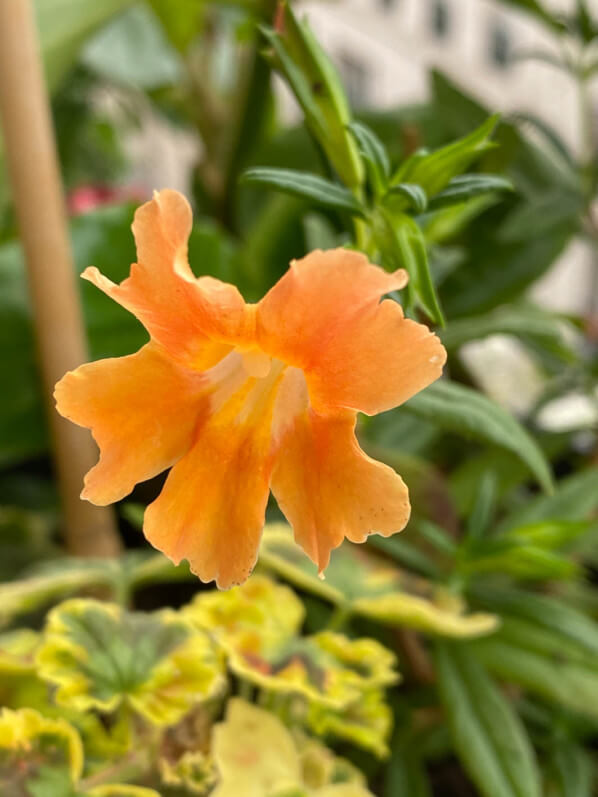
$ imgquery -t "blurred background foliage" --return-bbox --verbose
[0,0,597,795]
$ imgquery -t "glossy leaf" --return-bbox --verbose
[376,210,445,326]
[36,599,225,725]
[435,643,541,797]
[404,380,554,493]
[428,174,513,209]
[348,121,390,195]
[261,3,363,188]
[394,116,499,198]
[259,525,497,638]
[242,169,365,215]
[387,183,428,214]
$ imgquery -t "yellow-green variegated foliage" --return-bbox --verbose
[36,598,226,725]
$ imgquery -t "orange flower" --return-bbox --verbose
[55,190,446,588]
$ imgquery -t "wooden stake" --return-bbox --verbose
[0,0,121,556]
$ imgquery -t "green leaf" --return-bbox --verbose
[497,469,598,533]
[440,303,578,361]
[147,0,204,53]
[0,562,113,627]
[0,708,83,795]
[308,687,392,759]
[36,599,225,725]
[387,183,428,214]
[159,750,216,796]
[545,744,594,797]
[428,174,513,210]
[403,380,553,493]
[473,587,598,660]
[471,614,598,720]
[35,0,134,91]
[347,121,390,195]
[435,642,541,797]
[87,786,161,797]
[211,699,374,797]
[185,575,398,712]
[394,116,499,198]
[261,4,363,188]
[376,211,445,326]
[241,168,365,216]
[81,4,182,89]
[495,0,566,34]
[259,525,497,638]
[0,204,239,465]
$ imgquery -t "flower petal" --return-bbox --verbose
[83,190,250,368]
[143,367,283,589]
[271,409,410,573]
[54,344,205,505]
[256,248,445,415]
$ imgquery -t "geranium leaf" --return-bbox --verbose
[185,575,398,713]
[0,708,83,795]
[36,599,225,725]
[259,526,497,638]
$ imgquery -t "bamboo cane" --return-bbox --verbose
[0,0,121,556]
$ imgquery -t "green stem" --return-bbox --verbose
[327,603,352,631]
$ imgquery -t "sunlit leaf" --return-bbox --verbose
[159,750,216,796]
[307,688,392,758]
[185,575,398,710]
[211,699,374,797]
[36,599,226,725]
[0,629,40,675]
[259,525,497,638]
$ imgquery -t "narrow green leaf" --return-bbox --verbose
[546,743,594,797]
[435,642,541,797]
[377,211,445,326]
[466,470,497,540]
[261,4,364,188]
[497,469,598,533]
[404,380,553,493]
[241,168,365,216]
[428,174,513,210]
[473,587,598,659]
[394,116,500,198]
[472,620,598,720]
[440,304,577,362]
[387,183,428,214]
[497,0,566,34]
[348,121,390,195]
